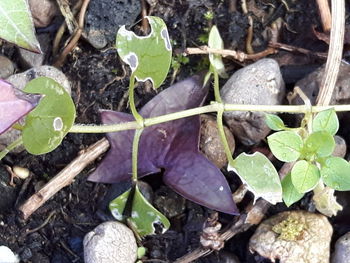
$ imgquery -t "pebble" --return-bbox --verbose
[154,186,186,218]
[83,221,137,263]
[249,210,332,263]
[0,66,71,153]
[332,232,350,263]
[220,59,285,145]
[0,55,15,79]
[199,114,235,169]
[333,135,347,158]
[85,0,141,49]
[0,246,19,263]
[29,0,59,28]
[18,34,50,68]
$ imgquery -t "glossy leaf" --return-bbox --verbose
[228,152,282,204]
[282,173,304,207]
[320,157,350,191]
[109,186,170,237]
[116,16,172,88]
[208,26,227,78]
[313,109,339,135]
[267,131,303,162]
[291,160,320,193]
[265,113,286,131]
[0,79,41,134]
[89,75,238,215]
[303,131,335,158]
[0,0,41,52]
[22,77,76,155]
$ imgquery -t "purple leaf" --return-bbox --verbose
[0,79,42,134]
[89,75,238,215]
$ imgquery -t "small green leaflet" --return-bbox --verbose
[109,186,170,237]
[0,0,41,52]
[208,26,227,78]
[303,131,335,158]
[291,160,320,193]
[22,77,76,155]
[265,113,286,131]
[228,152,282,204]
[320,157,350,191]
[313,109,339,135]
[282,173,304,207]
[116,16,172,89]
[267,131,303,162]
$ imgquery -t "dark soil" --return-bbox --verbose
[1,0,350,262]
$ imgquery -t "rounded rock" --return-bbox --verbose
[332,232,350,263]
[0,55,15,79]
[220,59,285,145]
[84,221,137,263]
[29,0,58,28]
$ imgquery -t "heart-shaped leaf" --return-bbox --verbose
[109,186,170,237]
[313,109,339,136]
[320,157,350,191]
[303,131,335,158]
[228,152,282,204]
[0,79,41,134]
[291,160,320,193]
[0,0,41,52]
[265,113,286,131]
[22,77,76,154]
[116,16,172,88]
[268,131,303,162]
[89,75,238,215]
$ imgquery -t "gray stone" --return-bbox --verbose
[0,66,71,153]
[84,221,137,263]
[333,135,347,158]
[18,34,50,69]
[221,59,285,145]
[29,0,58,28]
[85,0,141,49]
[249,210,332,263]
[0,55,15,79]
[332,232,350,263]
[154,186,186,218]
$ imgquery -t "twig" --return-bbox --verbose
[56,0,77,34]
[316,0,332,32]
[268,42,328,59]
[53,0,90,67]
[25,210,56,235]
[184,46,276,62]
[140,0,149,33]
[316,0,345,106]
[18,138,109,220]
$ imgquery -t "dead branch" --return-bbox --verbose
[316,0,332,32]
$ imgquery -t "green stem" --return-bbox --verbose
[132,129,143,184]
[212,67,222,103]
[69,103,350,134]
[129,72,144,126]
[12,123,24,131]
[0,137,23,160]
[217,106,235,164]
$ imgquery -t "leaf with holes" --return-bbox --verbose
[89,75,238,215]
[313,108,339,135]
[208,25,227,78]
[268,131,303,162]
[228,152,282,204]
[0,79,42,134]
[0,0,41,52]
[22,77,76,155]
[116,16,172,88]
[291,160,320,193]
[109,186,170,237]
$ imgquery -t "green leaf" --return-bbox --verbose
[22,77,76,155]
[282,173,304,207]
[228,152,282,204]
[208,26,227,78]
[0,0,41,52]
[109,186,170,237]
[303,131,335,158]
[116,16,172,89]
[320,157,350,191]
[291,160,320,193]
[313,109,339,135]
[267,131,303,162]
[265,113,286,131]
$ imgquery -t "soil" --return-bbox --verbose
[1,0,350,262]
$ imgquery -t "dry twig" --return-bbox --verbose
[316,0,332,32]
